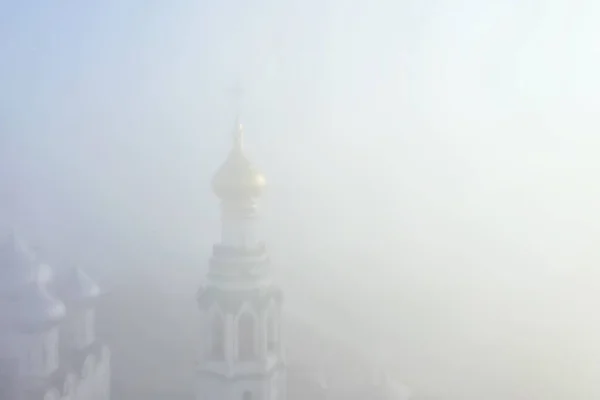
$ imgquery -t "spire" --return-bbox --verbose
[59,266,101,304]
[230,81,245,149]
[233,118,244,151]
[212,120,265,200]
[0,233,66,328]
[211,89,266,202]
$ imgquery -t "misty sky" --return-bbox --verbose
[2,1,600,399]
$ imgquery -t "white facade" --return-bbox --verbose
[40,347,111,400]
[1,314,110,400]
[196,264,287,400]
[0,234,111,400]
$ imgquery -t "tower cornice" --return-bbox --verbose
[197,284,283,313]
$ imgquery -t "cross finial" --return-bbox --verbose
[229,82,245,149]
[230,81,244,123]
[233,121,244,150]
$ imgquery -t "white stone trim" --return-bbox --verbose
[206,277,273,291]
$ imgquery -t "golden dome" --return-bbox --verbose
[212,123,266,200]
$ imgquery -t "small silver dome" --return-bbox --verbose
[0,234,66,328]
[59,267,101,303]
[15,276,66,327]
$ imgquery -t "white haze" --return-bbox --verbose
[2,1,600,399]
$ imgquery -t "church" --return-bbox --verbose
[0,119,411,400]
[195,120,411,400]
[196,120,285,400]
[0,234,110,400]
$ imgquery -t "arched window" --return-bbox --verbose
[238,312,256,361]
[266,314,276,353]
[243,391,253,400]
[211,314,225,360]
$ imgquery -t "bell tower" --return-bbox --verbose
[196,121,286,400]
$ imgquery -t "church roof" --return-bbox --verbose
[0,233,66,330]
[18,340,107,400]
[14,272,66,330]
[57,266,101,305]
[212,122,266,201]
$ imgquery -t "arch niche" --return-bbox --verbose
[237,312,256,361]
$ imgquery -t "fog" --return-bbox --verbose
[2,1,600,399]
